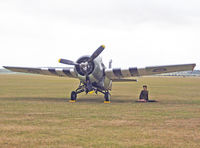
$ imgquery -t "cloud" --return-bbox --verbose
[0,0,199,69]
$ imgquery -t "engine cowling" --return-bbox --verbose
[75,56,95,76]
[74,56,105,84]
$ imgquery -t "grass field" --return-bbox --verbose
[0,74,200,148]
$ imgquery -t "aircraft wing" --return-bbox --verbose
[105,63,196,80]
[3,66,77,78]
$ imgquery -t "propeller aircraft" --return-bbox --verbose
[4,45,196,103]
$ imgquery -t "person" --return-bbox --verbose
[139,85,149,102]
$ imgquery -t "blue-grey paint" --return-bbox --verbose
[63,69,73,77]
[129,67,139,76]
[113,68,123,77]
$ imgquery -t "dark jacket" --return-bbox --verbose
[139,90,149,100]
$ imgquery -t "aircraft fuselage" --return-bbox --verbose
[74,56,112,91]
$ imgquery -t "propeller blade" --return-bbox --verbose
[88,45,105,62]
[58,58,78,65]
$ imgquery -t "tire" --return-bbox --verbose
[104,92,110,101]
[71,91,77,101]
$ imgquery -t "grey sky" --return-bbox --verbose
[0,0,199,69]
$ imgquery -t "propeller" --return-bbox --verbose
[58,59,78,66]
[88,45,105,62]
[58,45,105,76]
[59,45,105,65]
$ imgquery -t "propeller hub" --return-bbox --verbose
[75,56,95,76]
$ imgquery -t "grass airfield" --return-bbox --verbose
[0,74,200,148]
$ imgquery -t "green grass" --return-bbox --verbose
[0,74,200,148]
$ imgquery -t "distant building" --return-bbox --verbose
[158,70,200,77]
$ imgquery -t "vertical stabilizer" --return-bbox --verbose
[109,59,112,69]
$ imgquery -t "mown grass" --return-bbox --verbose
[0,74,200,148]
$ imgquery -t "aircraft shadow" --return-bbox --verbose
[1,96,135,103]
[78,97,135,103]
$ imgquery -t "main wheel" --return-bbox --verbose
[104,92,110,102]
[71,91,77,101]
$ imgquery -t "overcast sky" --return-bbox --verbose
[0,0,199,69]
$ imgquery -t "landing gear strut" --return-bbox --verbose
[69,82,84,102]
[104,91,111,103]
[70,91,77,102]
[69,82,111,103]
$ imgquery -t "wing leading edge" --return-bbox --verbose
[105,63,196,80]
[3,66,77,78]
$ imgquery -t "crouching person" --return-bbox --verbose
[139,85,149,102]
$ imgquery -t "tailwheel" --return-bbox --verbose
[104,91,111,103]
[70,91,77,102]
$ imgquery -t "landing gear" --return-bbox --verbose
[70,91,77,102]
[69,81,111,103]
[69,82,84,102]
[104,91,111,103]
